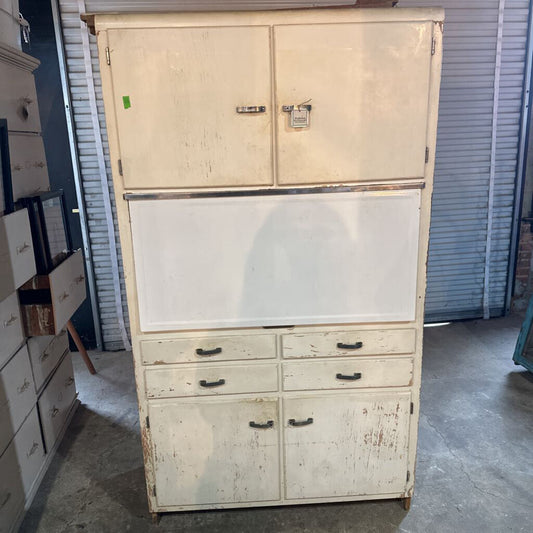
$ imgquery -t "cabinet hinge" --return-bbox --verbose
[118,159,123,176]
[425,147,430,163]
[152,485,156,497]
[431,38,436,56]
[407,471,411,482]
[410,402,414,414]
[145,416,150,429]
[105,47,111,65]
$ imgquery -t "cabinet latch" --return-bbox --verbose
[145,416,150,429]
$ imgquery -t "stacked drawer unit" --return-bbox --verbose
[0,41,79,533]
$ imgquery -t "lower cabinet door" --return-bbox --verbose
[148,398,280,507]
[284,392,411,499]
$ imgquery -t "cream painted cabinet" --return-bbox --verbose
[91,6,443,517]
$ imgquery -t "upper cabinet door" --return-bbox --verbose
[274,22,433,185]
[108,26,273,189]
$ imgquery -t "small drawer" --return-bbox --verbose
[27,330,69,392]
[282,329,416,359]
[0,344,36,456]
[9,132,50,201]
[19,250,86,336]
[0,292,24,369]
[38,352,77,451]
[0,208,37,302]
[141,334,277,365]
[282,357,413,391]
[0,60,41,133]
[12,406,45,496]
[145,364,278,399]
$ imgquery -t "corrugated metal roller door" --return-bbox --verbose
[58,0,530,349]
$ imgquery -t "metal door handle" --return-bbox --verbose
[289,418,313,427]
[199,379,225,388]
[336,372,362,381]
[337,342,363,350]
[236,106,266,113]
[195,347,222,357]
[3,315,18,327]
[249,420,274,429]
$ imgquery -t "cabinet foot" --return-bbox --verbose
[151,512,161,525]
[402,497,412,511]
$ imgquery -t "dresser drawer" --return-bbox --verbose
[38,352,77,451]
[141,334,277,365]
[282,329,416,359]
[12,406,45,496]
[0,440,25,533]
[0,60,41,133]
[282,357,413,392]
[0,292,24,369]
[145,364,278,399]
[27,330,69,392]
[9,132,49,201]
[19,250,86,336]
[0,208,37,302]
[0,344,36,456]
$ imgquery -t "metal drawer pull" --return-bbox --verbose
[199,378,225,388]
[51,406,60,417]
[337,342,363,350]
[336,372,362,381]
[16,242,31,254]
[59,292,69,302]
[249,420,274,429]
[289,418,313,427]
[65,376,75,387]
[195,347,222,357]
[0,492,11,509]
[3,315,18,327]
[40,350,50,362]
[75,275,85,284]
[17,378,30,394]
[27,442,39,457]
[236,105,266,113]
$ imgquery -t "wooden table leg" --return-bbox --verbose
[66,319,96,374]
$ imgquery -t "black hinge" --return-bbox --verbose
[145,416,150,429]
[152,485,156,497]
[118,159,123,176]
[425,147,429,163]
[431,38,436,56]
[410,402,414,414]
[105,47,110,65]
[407,471,410,482]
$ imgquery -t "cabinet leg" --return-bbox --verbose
[402,497,412,511]
[151,512,161,525]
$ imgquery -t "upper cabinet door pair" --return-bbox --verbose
[107,22,433,189]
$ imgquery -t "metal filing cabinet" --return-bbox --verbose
[89,7,444,516]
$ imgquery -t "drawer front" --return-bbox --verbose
[282,329,416,359]
[0,208,37,302]
[145,364,278,399]
[0,345,36,456]
[49,250,86,333]
[0,440,26,533]
[282,357,413,392]
[38,353,76,451]
[0,292,24,369]
[9,132,49,201]
[12,407,45,496]
[27,330,69,392]
[141,334,277,365]
[0,61,41,133]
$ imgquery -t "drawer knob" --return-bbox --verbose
[195,347,222,357]
[289,418,313,427]
[337,342,363,350]
[3,315,18,327]
[199,378,225,388]
[249,420,274,429]
[16,242,31,254]
[336,372,362,381]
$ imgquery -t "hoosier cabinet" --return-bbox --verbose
[87,6,443,516]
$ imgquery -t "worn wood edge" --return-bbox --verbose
[8,398,80,533]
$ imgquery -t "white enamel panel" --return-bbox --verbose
[130,191,420,331]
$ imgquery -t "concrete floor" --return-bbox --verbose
[20,317,533,533]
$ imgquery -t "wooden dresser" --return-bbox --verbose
[89,7,443,516]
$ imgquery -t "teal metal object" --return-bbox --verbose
[513,294,533,372]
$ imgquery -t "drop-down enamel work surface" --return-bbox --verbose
[89,6,443,515]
